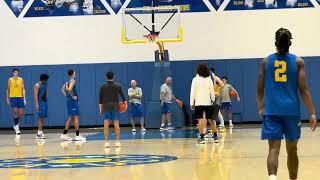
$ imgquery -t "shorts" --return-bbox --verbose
[38,101,48,118]
[67,99,80,116]
[129,103,144,118]
[161,102,172,114]
[194,103,220,120]
[221,102,232,111]
[261,115,301,142]
[10,97,25,108]
[104,111,119,121]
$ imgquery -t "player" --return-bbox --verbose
[34,73,49,139]
[99,71,126,148]
[257,28,317,180]
[210,68,225,129]
[60,69,86,141]
[128,80,146,133]
[160,77,176,131]
[6,68,26,137]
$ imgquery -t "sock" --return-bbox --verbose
[13,116,19,125]
[63,130,68,134]
[200,134,204,139]
[269,175,276,180]
[76,130,80,136]
[229,120,233,124]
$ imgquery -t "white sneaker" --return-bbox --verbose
[74,135,86,141]
[132,128,136,133]
[141,128,146,132]
[115,141,121,147]
[36,132,46,139]
[60,134,72,141]
[104,141,110,148]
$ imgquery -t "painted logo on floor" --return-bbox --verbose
[0,154,177,169]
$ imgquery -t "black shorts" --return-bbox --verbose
[195,104,220,120]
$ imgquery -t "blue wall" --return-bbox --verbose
[0,57,318,128]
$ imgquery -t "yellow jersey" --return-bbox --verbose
[9,77,23,98]
[214,83,220,96]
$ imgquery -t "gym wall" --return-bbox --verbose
[0,0,319,128]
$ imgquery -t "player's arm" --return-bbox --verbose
[297,57,317,131]
[6,79,11,105]
[34,83,40,111]
[230,85,240,101]
[135,88,142,99]
[67,79,77,100]
[119,86,127,103]
[214,76,224,87]
[61,84,67,97]
[21,78,26,105]
[190,79,196,110]
[160,86,166,105]
[128,88,135,98]
[256,58,267,117]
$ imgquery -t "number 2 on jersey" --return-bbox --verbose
[274,60,287,82]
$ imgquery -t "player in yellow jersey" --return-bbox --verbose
[6,68,26,137]
[211,68,226,129]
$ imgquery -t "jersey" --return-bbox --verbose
[264,53,300,116]
[9,77,23,98]
[38,82,48,102]
[65,79,78,101]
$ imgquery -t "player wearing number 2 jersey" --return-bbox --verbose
[257,28,317,180]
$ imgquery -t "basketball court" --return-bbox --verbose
[0,126,318,180]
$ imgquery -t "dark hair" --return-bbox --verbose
[275,28,292,55]
[68,69,74,76]
[40,74,49,81]
[210,67,215,74]
[196,63,210,78]
[12,68,19,73]
[106,71,114,80]
[222,76,228,81]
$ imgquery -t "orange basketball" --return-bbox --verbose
[119,102,127,113]
[229,90,236,98]
[176,99,183,107]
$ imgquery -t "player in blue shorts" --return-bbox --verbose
[60,69,86,141]
[34,73,49,139]
[257,28,317,180]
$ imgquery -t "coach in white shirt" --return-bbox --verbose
[190,63,218,144]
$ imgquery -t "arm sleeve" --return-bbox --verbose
[190,79,196,106]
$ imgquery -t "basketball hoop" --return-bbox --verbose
[143,34,158,42]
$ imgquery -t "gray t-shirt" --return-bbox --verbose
[160,83,172,103]
[128,87,142,104]
[220,84,233,103]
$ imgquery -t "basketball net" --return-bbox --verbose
[144,34,158,43]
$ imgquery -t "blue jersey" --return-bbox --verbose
[38,82,47,102]
[65,79,78,101]
[264,53,300,116]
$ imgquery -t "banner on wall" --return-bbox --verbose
[208,0,225,10]
[24,0,110,17]
[225,0,313,10]
[4,0,30,17]
[127,0,210,12]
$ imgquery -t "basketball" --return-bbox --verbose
[176,99,183,107]
[229,90,236,98]
[119,102,127,113]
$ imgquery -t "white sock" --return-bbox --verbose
[269,175,276,180]
[229,120,233,124]
[218,112,224,126]
[38,130,42,134]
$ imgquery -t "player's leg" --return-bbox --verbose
[74,115,86,141]
[218,111,225,128]
[61,117,72,141]
[37,103,47,139]
[195,107,206,144]
[160,103,167,130]
[113,120,121,147]
[104,119,110,148]
[140,116,146,132]
[137,104,146,132]
[129,103,136,132]
[286,140,299,180]
[167,103,174,130]
[227,103,233,127]
[267,140,281,178]
[12,106,20,134]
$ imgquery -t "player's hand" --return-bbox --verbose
[35,105,39,112]
[258,107,264,118]
[310,114,317,132]
[6,98,10,105]
[190,105,195,110]
[73,96,78,101]
[24,99,27,105]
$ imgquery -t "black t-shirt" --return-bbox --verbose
[99,81,126,112]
